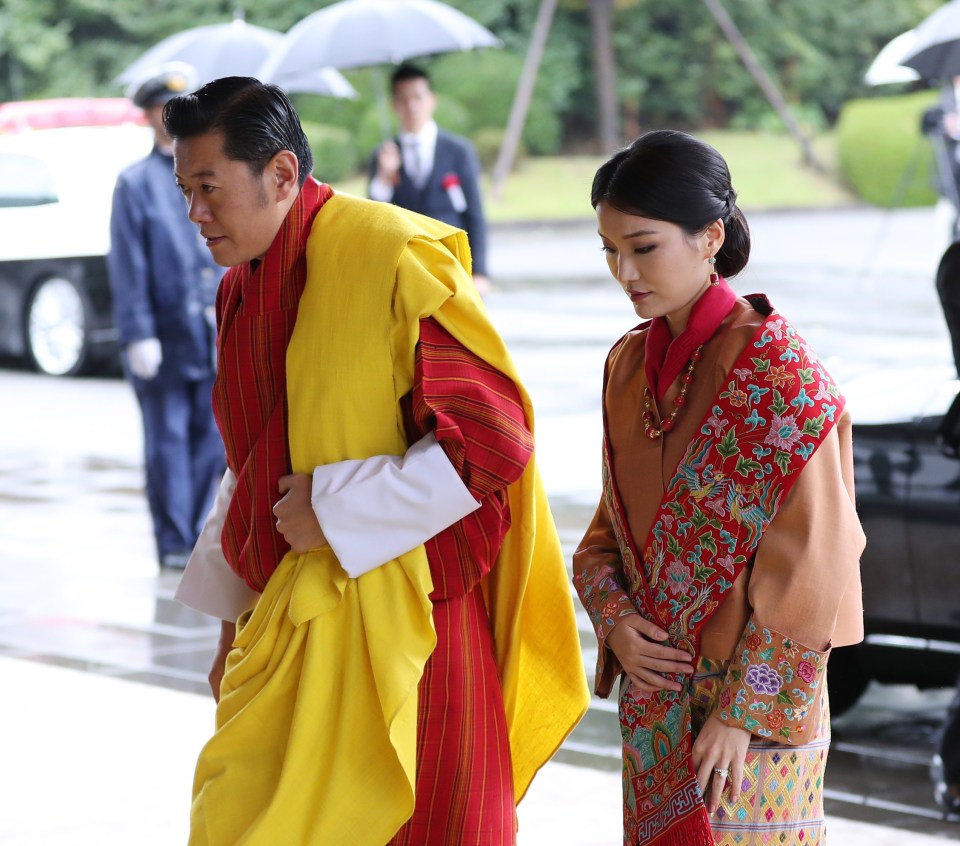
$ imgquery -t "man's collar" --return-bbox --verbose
[398,120,438,148]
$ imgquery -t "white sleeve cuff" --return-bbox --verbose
[311,432,481,579]
[174,468,260,622]
[368,176,395,203]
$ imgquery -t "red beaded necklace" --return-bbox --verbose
[642,345,703,439]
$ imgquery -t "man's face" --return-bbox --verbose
[392,77,436,134]
[173,131,290,267]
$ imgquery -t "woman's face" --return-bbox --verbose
[596,201,724,336]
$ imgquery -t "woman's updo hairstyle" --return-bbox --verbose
[591,129,750,278]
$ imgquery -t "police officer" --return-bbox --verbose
[108,63,225,569]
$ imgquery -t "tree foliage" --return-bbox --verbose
[0,0,948,151]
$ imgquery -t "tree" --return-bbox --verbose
[586,0,618,152]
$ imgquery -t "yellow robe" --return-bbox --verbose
[188,194,589,845]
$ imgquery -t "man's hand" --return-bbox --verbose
[692,715,751,815]
[274,473,328,552]
[376,141,402,185]
[606,615,695,693]
[209,619,235,702]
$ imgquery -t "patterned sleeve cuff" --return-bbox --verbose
[572,561,637,643]
[714,619,828,743]
[572,562,638,697]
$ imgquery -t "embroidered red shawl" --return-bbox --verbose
[212,177,334,591]
[602,303,844,845]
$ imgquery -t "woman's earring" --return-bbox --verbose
[707,256,720,285]
[708,256,720,286]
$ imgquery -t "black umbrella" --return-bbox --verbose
[901,0,960,80]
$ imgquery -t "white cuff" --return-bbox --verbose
[311,432,481,579]
[368,176,395,203]
[175,468,260,622]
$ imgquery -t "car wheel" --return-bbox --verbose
[827,644,871,717]
[24,274,91,376]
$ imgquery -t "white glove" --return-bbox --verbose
[127,338,162,380]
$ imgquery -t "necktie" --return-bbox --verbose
[405,139,424,188]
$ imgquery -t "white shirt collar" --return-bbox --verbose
[398,120,438,150]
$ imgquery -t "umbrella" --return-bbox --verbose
[864,30,921,86]
[900,0,960,81]
[116,17,357,99]
[258,0,501,81]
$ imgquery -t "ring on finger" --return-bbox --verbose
[713,767,729,779]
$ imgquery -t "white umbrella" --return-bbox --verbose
[864,30,921,86]
[277,67,359,99]
[116,17,357,99]
[258,0,501,81]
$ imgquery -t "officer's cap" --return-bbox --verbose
[128,62,197,109]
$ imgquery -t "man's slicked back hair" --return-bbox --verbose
[163,76,314,185]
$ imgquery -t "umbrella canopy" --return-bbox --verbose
[116,18,356,98]
[865,30,921,86]
[258,0,501,82]
[900,0,960,81]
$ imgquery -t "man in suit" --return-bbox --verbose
[369,63,490,293]
[108,63,225,569]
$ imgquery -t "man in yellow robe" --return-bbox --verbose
[164,76,588,845]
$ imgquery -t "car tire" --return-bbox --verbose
[24,274,92,376]
[827,644,871,717]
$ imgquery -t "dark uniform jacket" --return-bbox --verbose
[108,146,224,385]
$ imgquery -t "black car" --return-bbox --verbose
[0,123,152,375]
[829,367,960,714]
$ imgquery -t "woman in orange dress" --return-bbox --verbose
[573,130,864,846]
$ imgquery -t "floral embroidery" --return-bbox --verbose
[665,559,692,595]
[717,620,828,741]
[765,411,803,451]
[719,383,749,408]
[745,663,783,696]
[764,364,795,388]
[797,660,817,684]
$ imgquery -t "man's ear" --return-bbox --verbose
[269,150,300,201]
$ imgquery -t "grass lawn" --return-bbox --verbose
[335,130,861,223]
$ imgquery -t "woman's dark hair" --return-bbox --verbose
[591,130,750,278]
[163,76,314,186]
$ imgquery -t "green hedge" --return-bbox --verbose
[835,91,940,208]
[431,51,562,156]
[301,121,360,182]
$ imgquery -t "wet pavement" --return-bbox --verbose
[3,206,960,842]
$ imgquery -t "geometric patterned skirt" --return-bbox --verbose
[690,657,830,846]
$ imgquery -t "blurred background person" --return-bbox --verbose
[107,62,225,570]
[369,63,490,294]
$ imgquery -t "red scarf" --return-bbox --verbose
[644,279,736,400]
[213,177,334,591]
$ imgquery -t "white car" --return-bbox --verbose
[0,122,153,375]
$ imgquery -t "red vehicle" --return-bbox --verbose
[0,98,145,134]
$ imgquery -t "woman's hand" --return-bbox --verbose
[273,473,328,552]
[605,615,695,693]
[692,714,751,814]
